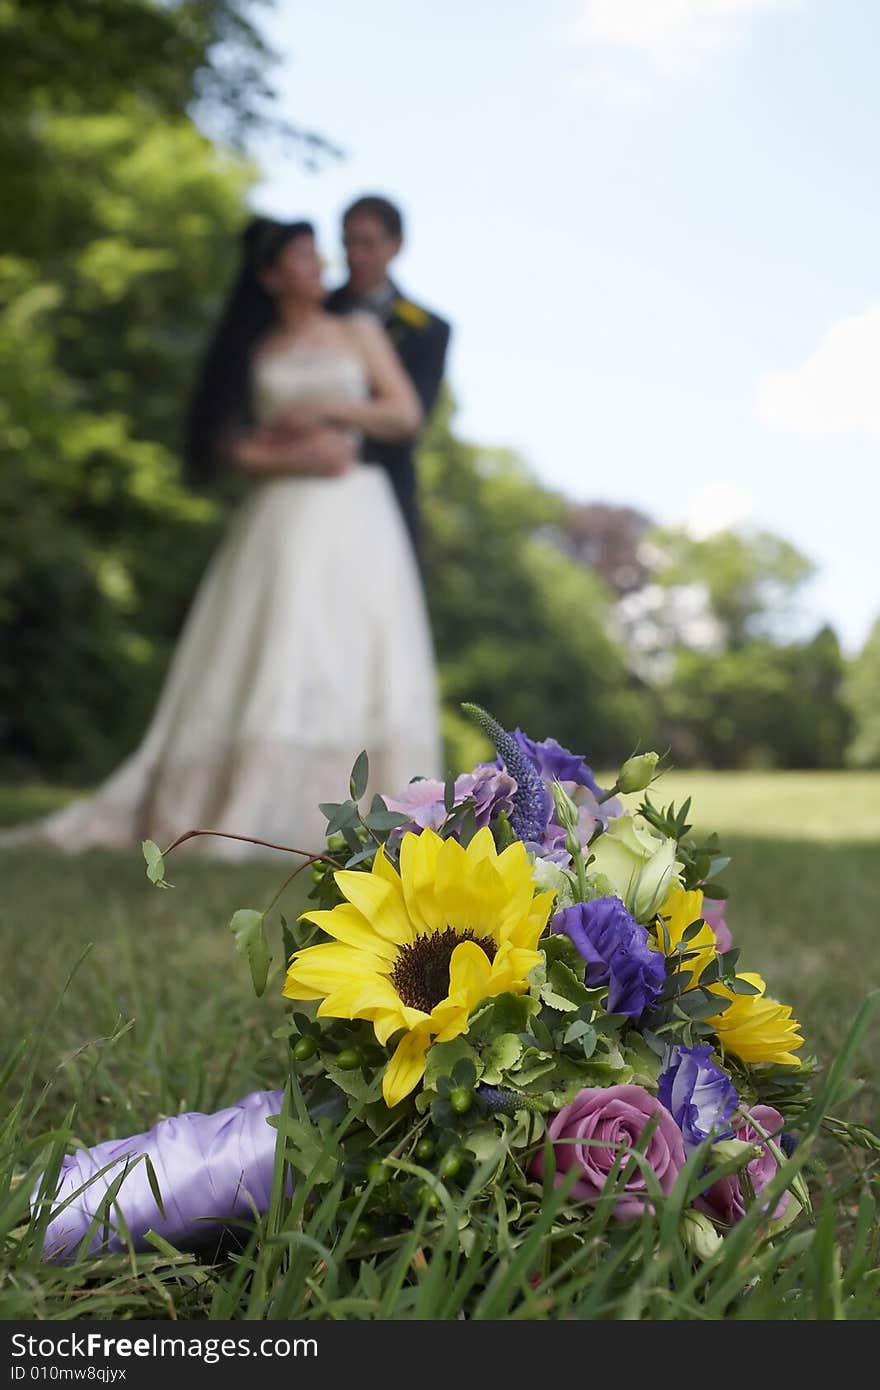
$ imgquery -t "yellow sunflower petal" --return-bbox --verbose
[283,943,388,999]
[399,829,446,934]
[374,1002,429,1045]
[298,904,398,960]
[463,825,498,867]
[317,975,407,1022]
[333,870,414,945]
[383,1026,432,1106]
[446,940,494,1007]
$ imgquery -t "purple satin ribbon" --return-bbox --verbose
[37,1090,284,1262]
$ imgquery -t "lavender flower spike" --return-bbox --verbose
[461,703,552,842]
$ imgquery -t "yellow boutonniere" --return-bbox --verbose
[393,298,429,330]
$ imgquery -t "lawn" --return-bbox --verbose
[1,773,878,1319]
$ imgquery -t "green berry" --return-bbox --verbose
[292,1035,317,1061]
[352,1220,372,1241]
[336,1048,363,1071]
[414,1137,435,1161]
[418,1185,441,1209]
[438,1150,462,1180]
[449,1086,472,1114]
[367,1159,390,1186]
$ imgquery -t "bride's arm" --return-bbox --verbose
[323,314,423,442]
[229,426,354,476]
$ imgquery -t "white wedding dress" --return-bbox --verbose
[3,347,442,859]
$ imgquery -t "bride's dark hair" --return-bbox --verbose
[183,217,315,487]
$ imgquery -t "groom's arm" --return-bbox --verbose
[404,317,451,422]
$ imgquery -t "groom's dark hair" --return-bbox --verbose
[343,194,403,241]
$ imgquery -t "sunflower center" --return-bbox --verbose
[390,927,497,1013]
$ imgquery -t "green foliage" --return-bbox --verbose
[421,399,651,772]
[0,2,271,778]
[660,628,851,769]
[845,616,880,768]
[650,526,815,650]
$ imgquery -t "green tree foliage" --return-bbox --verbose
[420,401,651,772]
[0,2,278,778]
[844,617,880,768]
[660,627,851,769]
[650,526,815,649]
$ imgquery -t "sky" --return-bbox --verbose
[248,0,879,652]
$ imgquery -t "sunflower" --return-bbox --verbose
[283,827,554,1106]
[706,974,804,1066]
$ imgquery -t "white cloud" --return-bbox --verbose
[758,305,880,440]
[686,484,753,538]
[570,0,798,72]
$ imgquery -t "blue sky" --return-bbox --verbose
[248,0,879,652]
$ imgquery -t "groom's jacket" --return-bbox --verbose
[325,282,451,556]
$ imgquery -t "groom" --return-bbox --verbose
[325,195,452,557]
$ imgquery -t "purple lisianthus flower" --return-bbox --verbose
[657,1044,738,1151]
[552,896,665,1017]
[384,767,516,837]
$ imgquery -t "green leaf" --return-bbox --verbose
[142,839,171,889]
[349,750,369,801]
[482,1032,524,1084]
[270,1114,339,1185]
[364,808,410,832]
[730,975,762,995]
[229,908,272,997]
[444,773,456,813]
[468,992,538,1040]
[423,1038,479,1090]
[700,881,729,900]
[325,799,359,836]
[540,959,592,1013]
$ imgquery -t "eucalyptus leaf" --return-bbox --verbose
[325,799,359,836]
[730,975,762,995]
[349,750,369,801]
[364,808,410,832]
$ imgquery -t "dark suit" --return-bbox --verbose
[325,282,451,555]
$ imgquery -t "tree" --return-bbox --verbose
[844,618,880,768]
[0,1,302,777]
[647,527,815,650]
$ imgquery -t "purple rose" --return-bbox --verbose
[698,1105,790,1226]
[532,1085,686,1220]
[552,897,666,1016]
[657,1044,738,1150]
[384,767,516,836]
[702,898,732,954]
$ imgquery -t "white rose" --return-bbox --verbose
[587,814,683,922]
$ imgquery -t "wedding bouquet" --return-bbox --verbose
[203,704,812,1260]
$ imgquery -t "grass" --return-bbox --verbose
[1,774,878,1319]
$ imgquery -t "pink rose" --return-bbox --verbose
[532,1084,686,1221]
[702,898,732,954]
[698,1105,790,1226]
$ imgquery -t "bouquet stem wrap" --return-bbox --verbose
[37,1089,283,1262]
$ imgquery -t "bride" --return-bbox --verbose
[3,218,442,858]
